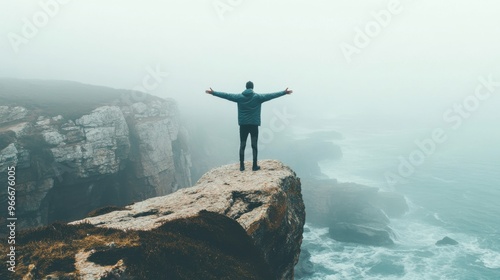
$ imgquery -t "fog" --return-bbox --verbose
[2,0,500,159]
[2,0,499,125]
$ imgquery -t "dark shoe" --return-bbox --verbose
[240,163,245,171]
[252,165,260,171]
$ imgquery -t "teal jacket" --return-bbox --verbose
[212,89,286,126]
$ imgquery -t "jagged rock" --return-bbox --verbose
[0,143,18,170]
[436,236,458,246]
[42,129,65,146]
[70,160,305,280]
[0,79,192,229]
[0,106,28,124]
[60,121,85,144]
[49,106,131,178]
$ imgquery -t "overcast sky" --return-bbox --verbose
[1,0,499,126]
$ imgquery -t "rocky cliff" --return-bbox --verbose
[0,79,192,229]
[3,160,305,280]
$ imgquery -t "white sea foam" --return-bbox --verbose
[461,240,500,270]
[301,220,499,280]
[299,125,500,280]
[480,251,500,269]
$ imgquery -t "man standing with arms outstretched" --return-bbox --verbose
[205,81,293,171]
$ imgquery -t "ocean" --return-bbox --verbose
[297,116,500,280]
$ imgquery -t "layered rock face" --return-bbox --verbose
[0,82,191,229]
[3,160,305,280]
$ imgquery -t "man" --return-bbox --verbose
[205,81,293,171]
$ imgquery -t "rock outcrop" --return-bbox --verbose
[436,236,459,246]
[0,79,192,229]
[302,179,408,246]
[3,160,305,280]
[74,160,305,279]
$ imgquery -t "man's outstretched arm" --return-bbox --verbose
[260,88,293,102]
[205,87,241,102]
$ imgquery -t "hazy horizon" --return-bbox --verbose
[2,0,499,124]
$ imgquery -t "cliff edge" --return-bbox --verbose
[5,160,305,280]
[0,79,192,229]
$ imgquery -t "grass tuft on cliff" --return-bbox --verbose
[1,211,272,280]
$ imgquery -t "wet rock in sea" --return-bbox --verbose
[329,222,394,246]
[436,236,458,246]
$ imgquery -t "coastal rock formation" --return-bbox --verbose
[0,79,192,229]
[329,222,394,246]
[302,179,408,246]
[3,160,305,280]
[73,160,305,279]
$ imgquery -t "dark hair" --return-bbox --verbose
[246,81,254,89]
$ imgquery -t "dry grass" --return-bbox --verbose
[0,222,140,280]
[1,211,273,280]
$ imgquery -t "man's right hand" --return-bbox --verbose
[285,88,293,94]
[205,88,214,94]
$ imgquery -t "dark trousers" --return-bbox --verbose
[239,125,259,166]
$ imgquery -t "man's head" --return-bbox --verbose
[246,81,254,89]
